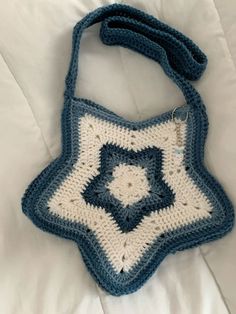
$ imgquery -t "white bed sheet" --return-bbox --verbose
[0,0,236,313]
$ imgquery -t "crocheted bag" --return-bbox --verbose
[22,4,234,296]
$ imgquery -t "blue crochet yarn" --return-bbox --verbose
[21,3,234,296]
[82,144,175,232]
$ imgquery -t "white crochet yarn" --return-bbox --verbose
[48,112,212,273]
[107,164,150,206]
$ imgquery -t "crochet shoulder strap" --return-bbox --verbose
[64,3,207,109]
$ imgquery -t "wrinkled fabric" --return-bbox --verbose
[0,0,235,313]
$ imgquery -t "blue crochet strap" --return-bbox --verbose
[64,3,207,108]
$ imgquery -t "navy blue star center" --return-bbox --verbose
[82,144,175,232]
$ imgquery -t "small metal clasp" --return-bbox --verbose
[171,107,189,124]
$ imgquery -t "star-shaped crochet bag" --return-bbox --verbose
[22,4,234,296]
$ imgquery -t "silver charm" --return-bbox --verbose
[172,107,188,165]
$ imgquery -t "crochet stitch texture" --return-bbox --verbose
[22,4,234,296]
